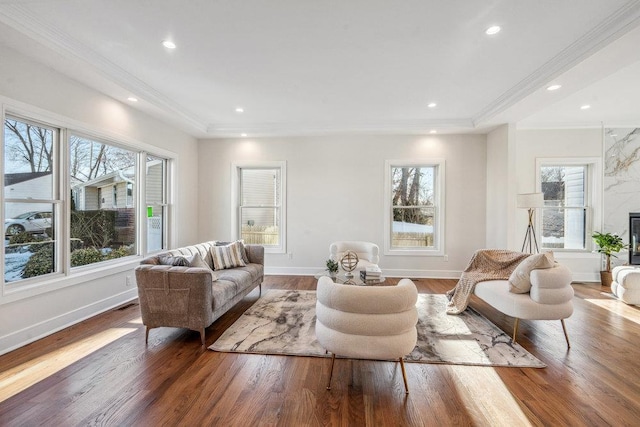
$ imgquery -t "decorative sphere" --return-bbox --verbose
[340,251,359,273]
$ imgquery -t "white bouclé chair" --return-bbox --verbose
[315,276,418,393]
[474,263,574,347]
[329,241,380,270]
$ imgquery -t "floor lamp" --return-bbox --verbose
[517,193,544,254]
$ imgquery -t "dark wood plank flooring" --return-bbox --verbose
[1,276,639,426]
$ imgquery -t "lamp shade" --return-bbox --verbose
[517,192,544,209]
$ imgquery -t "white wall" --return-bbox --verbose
[198,134,487,278]
[486,124,515,249]
[516,128,603,281]
[0,44,199,354]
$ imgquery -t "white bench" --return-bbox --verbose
[474,263,574,347]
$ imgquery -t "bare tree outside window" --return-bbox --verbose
[391,166,435,248]
[3,117,139,283]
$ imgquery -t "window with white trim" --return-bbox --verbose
[2,112,172,287]
[538,159,599,251]
[232,161,286,253]
[384,159,445,255]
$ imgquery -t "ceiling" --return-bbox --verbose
[1,0,640,138]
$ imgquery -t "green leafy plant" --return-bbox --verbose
[592,231,627,272]
[71,247,104,267]
[22,243,54,278]
[325,258,339,274]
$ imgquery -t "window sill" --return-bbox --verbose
[384,248,444,257]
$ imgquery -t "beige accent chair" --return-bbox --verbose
[315,276,418,393]
[329,241,380,270]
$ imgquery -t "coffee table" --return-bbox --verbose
[314,271,387,286]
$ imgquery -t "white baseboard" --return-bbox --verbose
[0,288,138,356]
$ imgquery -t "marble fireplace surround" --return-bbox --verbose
[604,127,640,268]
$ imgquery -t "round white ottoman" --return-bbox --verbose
[611,266,640,305]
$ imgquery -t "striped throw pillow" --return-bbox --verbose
[210,241,247,270]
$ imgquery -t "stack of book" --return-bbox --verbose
[360,265,382,281]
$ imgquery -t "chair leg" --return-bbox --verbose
[512,318,520,343]
[259,282,262,295]
[200,328,206,346]
[326,353,336,390]
[561,319,571,349]
[399,357,410,394]
[145,326,150,344]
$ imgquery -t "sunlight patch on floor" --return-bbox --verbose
[448,365,533,426]
[0,326,136,403]
[585,298,640,325]
[129,317,144,325]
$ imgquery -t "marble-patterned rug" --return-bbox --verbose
[209,290,546,368]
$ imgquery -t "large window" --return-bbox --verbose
[3,113,171,286]
[538,159,599,251]
[69,135,137,268]
[145,155,168,253]
[233,161,286,253]
[3,117,59,282]
[384,159,445,255]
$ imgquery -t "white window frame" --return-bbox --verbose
[384,159,445,256]
[231,161,287,254]
[1,103,175,303]
[536,157,601,252]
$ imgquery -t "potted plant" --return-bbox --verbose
[592,231,627,287]
[325,259,339,278]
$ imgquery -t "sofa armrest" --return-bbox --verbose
[134,264,215,330]
[530,264,574,304]
[245,244,265,265]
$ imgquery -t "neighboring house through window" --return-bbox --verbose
[537,158,601,251]
[232,161,286,253]
[2,113,172,289]
[384,159,445,256]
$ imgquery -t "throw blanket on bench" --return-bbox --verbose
[446,249,530,314]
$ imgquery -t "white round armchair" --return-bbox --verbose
[329,241,380,271]
[315,276,418,393]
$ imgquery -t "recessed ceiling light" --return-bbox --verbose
[546,84,562,91]
[235,107,244,113]
[127,97,138,102]
[485,25,501,35]
[427,102,437,108]
[241,133,247,137]
[429,130,437,134]
[580,104,591,110]
[162,40,176,49]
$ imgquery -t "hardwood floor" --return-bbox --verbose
[1,276,639,426]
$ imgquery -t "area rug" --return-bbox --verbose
[209,290,545,368]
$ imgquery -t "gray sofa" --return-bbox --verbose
[135,241,264,345]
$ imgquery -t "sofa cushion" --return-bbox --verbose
[158,255,191,266]
[211,241,247,270]
[216,240,250,264]
[509,251,554,294]
[159,253,211,269]
[215,268,255,293]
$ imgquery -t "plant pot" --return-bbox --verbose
[600,271,613,288]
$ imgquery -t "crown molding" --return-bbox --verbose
[473,0,640,126]
[517,120,640,130]
[206,118,476,137]
[0,4,209,134]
